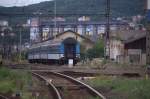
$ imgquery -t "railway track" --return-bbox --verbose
[8,63,144,77]
[32,72,62,99]
[32,71,106,99]
[0,95,9,99]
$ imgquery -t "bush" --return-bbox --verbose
[0,67,32,96]
[11,51,27,62]
[86,39,104,60]
[87,76,150,99]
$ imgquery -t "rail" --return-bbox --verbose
[32,72,62,99]
[52,71,106,99]
[34,71,106,99]
[0,95,9,99]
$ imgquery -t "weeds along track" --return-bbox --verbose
[32,71,106,99]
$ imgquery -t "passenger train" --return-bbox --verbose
[28,38,80,65]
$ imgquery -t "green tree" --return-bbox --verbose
[86,39,104,60]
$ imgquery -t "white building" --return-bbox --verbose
[29,18,41,43]
[109,39,124,60]
[0,20,8,26]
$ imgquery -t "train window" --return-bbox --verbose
[48,45,61,53]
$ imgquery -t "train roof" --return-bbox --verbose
[29,39,62,49]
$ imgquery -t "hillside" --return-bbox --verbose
[0,0,145,17]
[0,0,146,44]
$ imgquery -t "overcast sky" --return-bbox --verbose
[0,0,52,7]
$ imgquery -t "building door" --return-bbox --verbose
[64,44,76,59]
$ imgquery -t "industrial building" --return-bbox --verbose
[28,17,127,44]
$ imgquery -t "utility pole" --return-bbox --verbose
[105,0,110,60]
[146,0,150,65]
[54,0,57,36]
[19,27,22,62]
[145,0,150,79]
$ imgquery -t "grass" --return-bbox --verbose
[86,76,150,99]
[0,67,32,99]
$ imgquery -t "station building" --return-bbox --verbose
[40,30,94,51]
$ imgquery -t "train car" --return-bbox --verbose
[28,38,80,65]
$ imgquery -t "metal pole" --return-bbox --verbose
[105,0,110,60]
[146,0,150,65]
[54,0,57,36]
[1,33,4,59]
[19,27,22,62]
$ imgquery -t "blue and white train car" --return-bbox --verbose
[28,38,80,65]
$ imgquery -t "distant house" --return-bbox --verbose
[109,38,124,61]
[0,20,9,33]
[0,20,8,27]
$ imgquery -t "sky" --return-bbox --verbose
[0,0,52,7]
[148,0,150,9]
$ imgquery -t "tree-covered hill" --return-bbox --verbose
[0,0,145,17]
[0,0,146,45]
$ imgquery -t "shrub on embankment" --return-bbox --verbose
[0,67,32,98]
[86,76,150,99]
